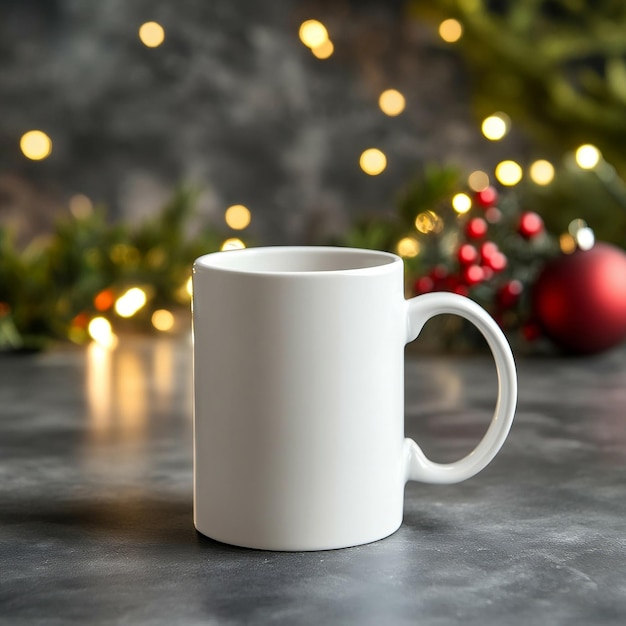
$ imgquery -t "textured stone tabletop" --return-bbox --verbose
[1,338,625,625]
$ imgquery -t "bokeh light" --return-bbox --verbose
[152,309,175,332]
[529,160,555,185]
[311,39,334,59]
[359,148,387,175]
[221,238,246,251]
[378,89,406,117]
[69,194,93,218]
[396,237,420,258]
[438,19,463,43]
[20,130,52,160]
[115,287,147,318]
[559,233,576,254]
[452,193,472,214]
[495,160,523,186]
[88,317,117,348]
[139,21,165,48]
[575,144,601,169]
[186,276,193,296]
[468,171,490,192]
[224,204,251,230]
[481,113,510,141]
[299,20,328,48]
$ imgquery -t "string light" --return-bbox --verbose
[575,144,601,169]
[224,204,251,230]
[415,212,434,234]
[299,20,328,48]
[559,233,576,254]
[311,39,334,59]
[495,160,523,186]
[88,317,117,348]
[568,219,595,250]
[221,238,246,251]
[114,287,147,318]
[378,89,406,117]
[529,160,555,185]
[438,19,463,43]
[481,113,510,141]
[468,171,490,192]
[69,194,93,218]
[139,21,165,47]
[396,237,420,258]
[20,130,52,160]
[152,309,175,332]
[452,193,472,214]
[94,289,115,312]
[359,148,387,175]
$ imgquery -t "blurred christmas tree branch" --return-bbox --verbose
[411,0,626,176]
[0,188,223,351]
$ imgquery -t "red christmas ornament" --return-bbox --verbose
[466,217,488,240]
[457,244,478,265]
[430,265,448,281]
[486,252,508,273]
[532,243,626,354]
[498,280,523,309]
[518,212,544,239]
[480,241,498,262]
[475,186,498,208]
[481,266,494,281]
[415,276,434,294]
[463,265,484,285]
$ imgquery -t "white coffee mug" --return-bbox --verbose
[193,246,517,551]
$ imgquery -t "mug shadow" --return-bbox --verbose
[3,492,456,556]
[2,493,287,557]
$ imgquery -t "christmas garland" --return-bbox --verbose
[0,188,222,351]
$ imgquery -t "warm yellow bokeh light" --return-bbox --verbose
[481,114,509,141]
[575,144,601,170]
[311,39,334,59]
[88,317,117,348]
[495,160,523,186]
[468,170,490,191]
[224,204,251,230]
[378,89,406,117]
[115,287,147,318]
[221,238,246,251]
[20,130,52,161]
[69,194,93,218]
[559,233,576,255]
[299,20,328,48]
[452,193,472,214]
[396,237,420,258]
[415,212,433,234]
[438,19,463,43]
[139,21,165,48]
[186,276,193,296]
[529,160,555,185]
[152,309,175,332]
[359,148,387,175]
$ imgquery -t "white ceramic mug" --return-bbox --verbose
[192,246,517,551]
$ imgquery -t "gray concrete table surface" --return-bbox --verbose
[1,337,625,625]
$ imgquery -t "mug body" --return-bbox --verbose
[193,247,407,550]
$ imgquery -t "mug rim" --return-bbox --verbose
[193,246,403,277]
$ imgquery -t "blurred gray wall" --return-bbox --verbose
[0,0,515,244]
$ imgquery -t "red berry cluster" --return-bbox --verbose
[413,186,544,312]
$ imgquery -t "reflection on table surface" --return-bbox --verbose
[1,338,626,626]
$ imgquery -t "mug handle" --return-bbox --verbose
[403,292,517,484]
